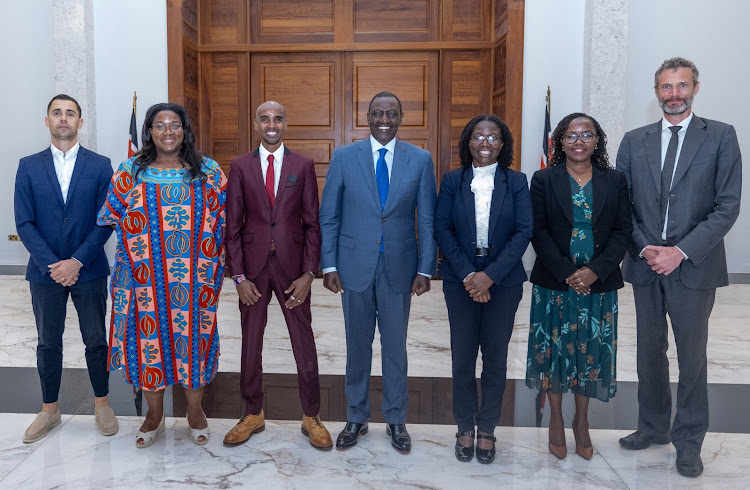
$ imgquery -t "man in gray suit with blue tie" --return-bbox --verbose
[319,91,437,452]
[616,57,742,477]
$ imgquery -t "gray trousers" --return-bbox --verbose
[632,272,715,453]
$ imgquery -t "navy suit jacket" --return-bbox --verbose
[435,165,533,286]
[14,146,113,283]
[319,138,437,293]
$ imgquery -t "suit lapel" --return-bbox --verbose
[461,167,477,242]
[384,140,409,212]
[591,165,608,224]
[644,121,663,191]
[249,149,272,215]
[487,166,507,238]
[65,147,87,208]
[357,139,381,208]
[671,116,707,189]
[272,147,293,218]
[552,164,573,224]
[41,148,65,206]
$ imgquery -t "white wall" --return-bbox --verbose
[625,0,750,272]
[2,2,56,266]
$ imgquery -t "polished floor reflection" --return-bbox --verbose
[1,413,748,489]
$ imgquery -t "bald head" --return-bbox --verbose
[254,100,287,152]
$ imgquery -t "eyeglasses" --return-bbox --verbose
[369,110,400,119]
[470,135,501,144]
[151,122,183,133]
[562,132,596,143]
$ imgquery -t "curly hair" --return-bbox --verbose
[458,115,514,168]
[132,103,205,181]
[549,112,610,170]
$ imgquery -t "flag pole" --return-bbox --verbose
[546,85,551,115]
[132,91,137,116]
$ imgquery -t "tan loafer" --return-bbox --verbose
[301,414,333,449]
[23,409,62,443]
[95,406,119,436]
[223,410,265,445]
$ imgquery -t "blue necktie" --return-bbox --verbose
[375,148,388,252]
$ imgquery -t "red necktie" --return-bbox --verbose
[265,154,275,207]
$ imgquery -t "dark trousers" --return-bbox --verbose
[239,251,321,416]
[341,253,412,425]
[30,277,109,404]
[444,279,522,434]
[632,273,715,453]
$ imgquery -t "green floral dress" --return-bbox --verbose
[525,176,617,402]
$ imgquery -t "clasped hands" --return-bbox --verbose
[642,245,684,276]
[236,272,314,309]
[565,266,597,295]
[323,271,431,297]
[49,259,81,287]
[463,271,493,303]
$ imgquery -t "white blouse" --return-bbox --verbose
[470,163,498,248]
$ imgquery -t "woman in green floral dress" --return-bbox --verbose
[525,113,632,460]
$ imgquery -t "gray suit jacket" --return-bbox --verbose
[616,115,742,289]
[319,138,438,293]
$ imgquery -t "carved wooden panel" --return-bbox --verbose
[182,0,198,43]
[353,0,438,43]
[250,0,334,44]
[443,0,491,41]
[183,45,200,141]
[199,0,248,45]
[200,52,250,172]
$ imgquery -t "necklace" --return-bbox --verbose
[566,165,592,183]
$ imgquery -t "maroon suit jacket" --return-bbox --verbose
[225,146,321,280]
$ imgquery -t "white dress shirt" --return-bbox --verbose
[258,143,284,196]
[50,142,79,203]
[471,163,497,248]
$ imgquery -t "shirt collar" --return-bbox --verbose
[259,143,284,162]
[369,135,397,155]
[661,112,693,132]
[50,141,80,159]
[472,162,498,175]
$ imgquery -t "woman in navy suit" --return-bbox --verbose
[435,115,533,463]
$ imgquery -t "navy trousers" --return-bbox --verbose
[444,278,522,434]
[30,277,109,403]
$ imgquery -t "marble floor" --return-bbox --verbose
[1,413,748,489]
[1,276,748,383]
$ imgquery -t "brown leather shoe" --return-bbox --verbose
[223,410,265,445]
[301,415,333,449]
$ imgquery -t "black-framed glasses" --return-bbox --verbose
[152,122,183,133]
[369,110,400,119]
[470,134,501,144]
[563,132,596,143]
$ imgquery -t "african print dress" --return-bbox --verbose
[97,157,226,391]
[525,175,617,402]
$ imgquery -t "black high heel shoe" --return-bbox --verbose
[454,430,475,462]
[476,433,496,464]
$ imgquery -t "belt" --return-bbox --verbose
[475,247,490,257]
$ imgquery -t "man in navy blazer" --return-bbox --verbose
[319,92,437,452]
[14,94,116,443]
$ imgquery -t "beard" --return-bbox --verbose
[658,95,694,115]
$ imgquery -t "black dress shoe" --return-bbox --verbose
[386,424,411,452]
[676,450,703,477]
[618,430,670,450]
[454,430,475,462]
[336,422,368,448]
[476,433,496,464]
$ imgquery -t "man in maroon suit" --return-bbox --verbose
[223,101,332,449]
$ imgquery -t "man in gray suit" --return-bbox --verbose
[319,91,437,452]
[616,57,742,477]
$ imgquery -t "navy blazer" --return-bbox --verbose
[435,165,533,286]
[529,163,632,292]
[14,146,113,283]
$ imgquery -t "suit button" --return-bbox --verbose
[63,218,68,222]
[376,240,381,245]
[382,218,386,222]
[271,222,276,227]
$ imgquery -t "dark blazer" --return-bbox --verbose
[435,165,533,286]
[14,146,113,283]
[225,146,321,280]
[529,163,632,292]
[616,116,742,289]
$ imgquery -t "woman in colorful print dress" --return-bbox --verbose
[525,113,631,460]
[98,103,226,448]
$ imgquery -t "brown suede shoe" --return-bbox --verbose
[301,415,333,449]
[23,409,62,443]
[223,410,265,445]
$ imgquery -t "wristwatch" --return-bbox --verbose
[307,271,316,277]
